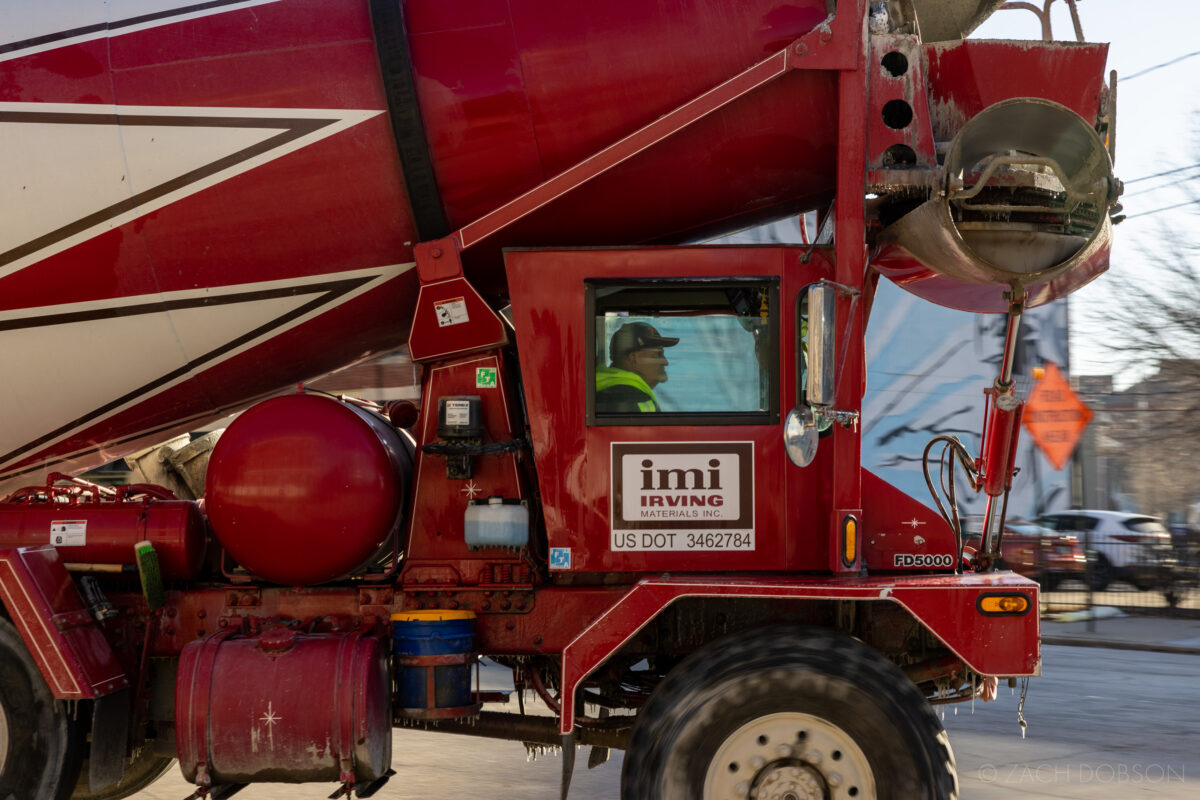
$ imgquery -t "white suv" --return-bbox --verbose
[1034,510,1175,591]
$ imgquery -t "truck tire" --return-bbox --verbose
[0,617,82,800]
[621,625,957,800]
[72,751,175,800]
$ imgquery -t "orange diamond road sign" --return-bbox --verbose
[1023,362,1092,471]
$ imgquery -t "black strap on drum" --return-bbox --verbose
[368,0,451,241]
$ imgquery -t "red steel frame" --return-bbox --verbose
[558,572,1039,734]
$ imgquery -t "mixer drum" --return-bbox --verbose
[205,394,412,585]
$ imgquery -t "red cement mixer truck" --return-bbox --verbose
[0,0,1120,797]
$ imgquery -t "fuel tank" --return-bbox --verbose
[0,0,1108,493]
[176,627,392,787]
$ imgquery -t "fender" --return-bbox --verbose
[557,571,1040,733]
[0,545,127,698]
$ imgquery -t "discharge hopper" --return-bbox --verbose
[873,97,1119,312]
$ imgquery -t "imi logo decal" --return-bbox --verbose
[611,442,754,552]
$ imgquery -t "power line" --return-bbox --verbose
[1119,49,1200,81]
[1124,173,1200,198]
[1124,162,1200,186]
[1124,199,1197,221]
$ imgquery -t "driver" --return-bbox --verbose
[596,322,679,413]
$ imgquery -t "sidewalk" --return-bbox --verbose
[1041,607,1200,654]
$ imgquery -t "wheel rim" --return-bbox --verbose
[704,712,875,800]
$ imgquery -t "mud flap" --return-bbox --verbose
[560,732,576,800]
[88,688,131,791]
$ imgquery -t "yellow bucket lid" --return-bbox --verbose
[390,609,476,622]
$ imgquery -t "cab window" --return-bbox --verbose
[586,280,778,425]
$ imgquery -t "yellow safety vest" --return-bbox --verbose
[596,366,660,412]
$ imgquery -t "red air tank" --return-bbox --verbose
[204,394,413,586]
[0,500,206,580]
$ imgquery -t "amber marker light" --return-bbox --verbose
[841,514,858,567]
[977,593,1031,616]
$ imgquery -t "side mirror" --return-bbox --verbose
[806,283,836,407]
[787,282,838,468]
[783,406,819,467]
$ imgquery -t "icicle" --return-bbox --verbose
[1016,676,1030,739]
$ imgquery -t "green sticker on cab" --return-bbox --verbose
[476,367,497,388]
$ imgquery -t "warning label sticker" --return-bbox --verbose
[610,442,754,551]
[51,520,87,547]
[434,297,469,327]
[444,399,472,427]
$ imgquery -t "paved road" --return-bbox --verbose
[944,645,1199,799]
[134,646,1198,799]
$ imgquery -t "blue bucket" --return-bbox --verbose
[391,611,476,718]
